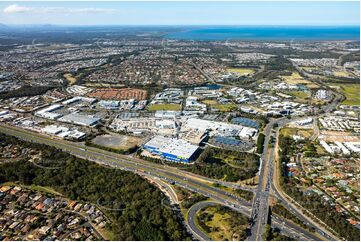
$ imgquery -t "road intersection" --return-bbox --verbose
[0,121,337,241]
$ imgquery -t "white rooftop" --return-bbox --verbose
[145,135,198,159]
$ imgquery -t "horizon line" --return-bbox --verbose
[1,24,360,27]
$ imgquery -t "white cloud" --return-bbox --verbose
[3,4,33,14]
[3,4,117,14]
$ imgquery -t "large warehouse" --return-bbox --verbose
[58,113,100,127]
[185,118,258,138]
[143,135,199,163]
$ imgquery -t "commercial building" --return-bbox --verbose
[314,89,329,100]
[143,135,199,163]
[181,130,207,145]
[58,113,100,127]
[231,117,260,128]
[155,110,181,119]
[98,100,120,109]
[155,120,177,129]
[185,118,257,139]
[295,118,313,126]
[185,96,207,111]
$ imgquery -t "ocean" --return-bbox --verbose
[165,26,360,41]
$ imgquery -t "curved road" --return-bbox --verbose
[186,201,214,241]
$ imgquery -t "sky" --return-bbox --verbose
[0,1,359,26]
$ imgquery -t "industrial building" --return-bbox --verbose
[62,96,96,105]
[143,135,199,163]
[58,113,100,127]
[155,120,177,129]
[41,125,86,140]
[35,104,64,120]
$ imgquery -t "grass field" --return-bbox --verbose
[148,103,182,111]
[63,73,77,85]
[202,100,218,105]
[280,127,313,139]
[281,72,319,89]
[227,68,256,75]
[300,66,318,71]
[196,205,248,241]
[213,104,237,112]
[281,72,308,84]
[333,71,350,78]
[287,91,311,103]
[288,91,310,99]
[330,83,360,106]
[202,99,237,112]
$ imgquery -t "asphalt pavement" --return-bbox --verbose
[0,123,331,241]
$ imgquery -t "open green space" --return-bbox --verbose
[187,147,259,182]
[196,205,249,241]
[288,91,310,99]
[63,73,77,85]
[227,68,256,75]
[203,99,237,112]
[331,83,360,106]
[148,103,182,111]
[280,127,314,139]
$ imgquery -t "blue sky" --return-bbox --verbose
[0,1,359,26]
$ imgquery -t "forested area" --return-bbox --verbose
[271,203,309,230]
[187,147,259,182]
[256,133,265,154]
[254,56,294,80]
[0,85,55,99]
[0,133,191,241]
[262,224,293,241]
[278,135,360,241]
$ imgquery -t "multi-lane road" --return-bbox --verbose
[0,122,329,240]
[248,118,281,241]
[247,81,344,241]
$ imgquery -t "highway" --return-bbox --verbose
[247,77,344,241]
[248,116,338,241]
[0,123,322,241]
[248,119,279,241]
